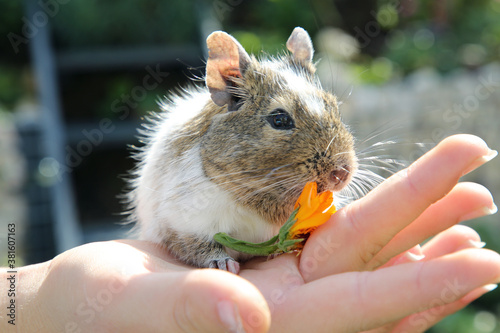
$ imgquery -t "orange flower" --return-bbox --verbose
[214,181,337,256]
[289,182,336,238]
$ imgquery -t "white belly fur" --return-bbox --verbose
[135,144,280,250]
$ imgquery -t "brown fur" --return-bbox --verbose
[129,28,356,272]
[198,58,355,226]
[160,227,229,268]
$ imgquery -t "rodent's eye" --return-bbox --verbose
[267,109,295,130]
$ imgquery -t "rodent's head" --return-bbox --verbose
[201,27,357,225]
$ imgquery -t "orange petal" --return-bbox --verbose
[326,203,337,214]
[294,211,328,230]
[290,212,332,236]
[317,191,334,213]
[294,182,317,210]
[295,197,322,221]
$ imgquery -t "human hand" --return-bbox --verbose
[253,133,499,332]
[7,134,499,333]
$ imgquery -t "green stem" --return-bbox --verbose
[213,207,302,256]
[279,207,299,242]
[214,233,279,255]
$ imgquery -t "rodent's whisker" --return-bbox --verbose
[264,164,295,178]
[324,134,338,154]
[335,166,388,204]
[339,165,351,173]
[356,164,397,176]
[357,159,403,171]
[357,157,402,168]
[145,186,159,193]
[353,170,385,188]
[214,167,296,183]
[199,175,268,191]
[356,142,402,156]
[202,169,298,198]
[236,175,304,204]
[331,150,354,158]
[339,182,365,202]
[280,179,307,198]
[206,168,274,180]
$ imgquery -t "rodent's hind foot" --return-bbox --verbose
[208,257,240,274]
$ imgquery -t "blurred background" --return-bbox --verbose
[0,0,499,331]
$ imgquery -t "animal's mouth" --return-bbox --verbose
[316,163,355,193]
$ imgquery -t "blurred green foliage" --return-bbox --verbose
[51,0,197,48]
[222,0,327,52]
[0,1,26,109]
[381,0,500,74]
[0,65,25,108]
[433,307,500,333]
[3,0,499,109]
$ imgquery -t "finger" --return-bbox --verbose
[421,224,485,259]
[382,244,425,267]
[374,226,489,332]
[112,269,270,333]
[382,224,484,268]
[367,182,495,269]
[363,284,497,333]
[391,284,498,333]
[280,249,500,333]
[300,134,495,281]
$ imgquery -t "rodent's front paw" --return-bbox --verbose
[208,257,240,274]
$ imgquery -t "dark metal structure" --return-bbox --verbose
[20,0,219,264]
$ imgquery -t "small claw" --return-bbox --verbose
[209,258,240,274]
[217,258,228,271]
[226,259,240,274]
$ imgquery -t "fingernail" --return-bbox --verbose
[484,149,499,162]
[483,284,498,292]
[217,300,246,333]
[460,204,498,222]
[462,284,498,303]
[487,203,498,215]
[464,149,498,176]
[467,239,486,249]
[405,251,426,262]
[392,250,426,266]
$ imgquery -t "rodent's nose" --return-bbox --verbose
[330,165,350,187]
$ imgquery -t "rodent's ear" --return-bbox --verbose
[286,27,314,63]
[206,31,251,109]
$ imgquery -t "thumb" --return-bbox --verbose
[120,269,271,333]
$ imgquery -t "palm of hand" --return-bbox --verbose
[37,135,500,333]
